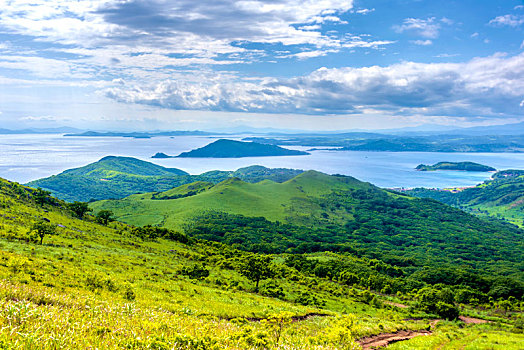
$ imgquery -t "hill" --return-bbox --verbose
[415,162,496,172]
[1,177,523,348]
[26,157,303,202]
[92,171,524,291]
[406,169,524,227]
[176,139,309,157]
[26,156,191,202]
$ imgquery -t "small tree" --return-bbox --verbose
[32,221,56,245]
[96,210,115,225]
[240,255,276,292]
[33,188,52,206]
[68,201,92,218]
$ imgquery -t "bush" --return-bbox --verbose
[260,281,285,299]
[295,291,326,307]
[180,264,209,280]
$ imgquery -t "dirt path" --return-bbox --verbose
[358,329,432,349]
[383,301,409,308]
[458,316,488,324]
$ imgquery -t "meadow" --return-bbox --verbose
[0,175,522,348]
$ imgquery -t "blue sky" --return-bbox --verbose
[0,0,523,131]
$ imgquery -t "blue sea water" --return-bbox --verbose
[1,133,524,189]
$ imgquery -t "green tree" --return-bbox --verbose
[31,221,56,245]
[68,201,92,218]
[33,188,52,206]
[240,255,276,292]
[96,210,115,225]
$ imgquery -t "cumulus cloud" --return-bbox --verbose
[489,14,524,27]
[104,52,524,118]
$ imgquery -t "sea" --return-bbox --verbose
[1,133,524,189]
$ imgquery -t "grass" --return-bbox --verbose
[91,171,372,229]
[1,177,522,349]
[388,322,524,350]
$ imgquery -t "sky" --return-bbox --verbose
[0,0,523,131]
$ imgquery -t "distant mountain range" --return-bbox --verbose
[4,120,524,136]
[0,127,83,134]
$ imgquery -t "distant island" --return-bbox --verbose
[173,139,309,158]
[151,152,173,158]
[415,161,496,172]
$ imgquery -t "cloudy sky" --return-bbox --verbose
[0,0,523,131]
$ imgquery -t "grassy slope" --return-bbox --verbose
[1,179,522,348]
[92,171,524,294]
[26,157,304,202]
[0,176,444,349]
[92,171,371,228]
[407,170,524,227]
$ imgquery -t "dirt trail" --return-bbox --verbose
[383,301,409,308]
[358,329,432,349]
[458,316,488,324]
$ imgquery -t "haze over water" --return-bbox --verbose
[2,134,524,189]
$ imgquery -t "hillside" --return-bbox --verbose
[244,134,524,152]
[176,139,309,157]
[416,162,496,172]
[92,171,524,291]
[406,169,524,227]
[26,157,303,202]
[1,177,523,348]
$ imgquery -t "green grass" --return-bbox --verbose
[388,323,524,349]
[92,171,371,229]
[1,177,522,349]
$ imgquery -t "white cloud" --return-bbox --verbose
[393,17,441,38]
[412,40,433,46]
[104,52,524,118]
[489,14,524,27]
[355,8,375,15]
[0,0,358,60]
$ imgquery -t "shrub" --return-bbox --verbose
[180,264,209,280]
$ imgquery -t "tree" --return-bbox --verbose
[68,201,92,218]
[96,210,115,225]
[240,255,276,292]
[32,221,56,245]
[33,188,52,206]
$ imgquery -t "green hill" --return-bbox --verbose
[176,139,309,157]
[1,176,523,348]
[407,169,524,227]
[415,162,496,172]
[26,157,303,202]
[92,172,524,288]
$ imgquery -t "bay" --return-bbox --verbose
[1,133,524,189]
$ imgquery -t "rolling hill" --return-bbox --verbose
[0,175,523,348]
[406,170,524,227]
[26,156,303,202]
[92,171,524,288]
